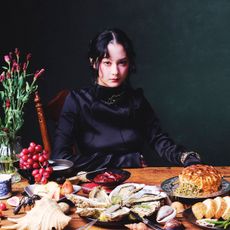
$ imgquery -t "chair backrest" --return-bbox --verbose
[34,90,69,158]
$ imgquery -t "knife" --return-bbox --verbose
[130,211,163,230]
[68,167,107,180]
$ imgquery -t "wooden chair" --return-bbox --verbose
[34,89,69,158]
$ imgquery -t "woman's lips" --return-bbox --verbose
[110,78,119,82]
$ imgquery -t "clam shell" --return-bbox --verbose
[156,205,176,224]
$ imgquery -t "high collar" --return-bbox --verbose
[93,83,129,104]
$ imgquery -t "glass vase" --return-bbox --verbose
[0,133,22,180]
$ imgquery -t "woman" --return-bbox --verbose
[51,28,201,171]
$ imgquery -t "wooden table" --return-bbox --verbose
[0,166,230,230]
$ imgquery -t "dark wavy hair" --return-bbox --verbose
[88,28,136,79]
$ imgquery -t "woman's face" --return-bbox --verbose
[96,42,129,87]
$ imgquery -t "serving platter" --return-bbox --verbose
[183,208,230,230]
[161,176,230,202]
[24,184,81,202]
[84,216,137,229]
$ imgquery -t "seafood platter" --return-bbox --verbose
[66,183,180,228]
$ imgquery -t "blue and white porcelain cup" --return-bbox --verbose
[0,174,12,199]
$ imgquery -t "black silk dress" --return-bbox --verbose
[52,83,200,171]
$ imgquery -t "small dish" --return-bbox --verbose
[86,168,131,187]
[183,208,230,229]
[49,159,74,179]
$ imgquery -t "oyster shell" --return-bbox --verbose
[89,186,110,205]
[125,186,168,206]
[65,194,108,208]
[76,207,105,218]
[127,192,167,205]
[109,183,145,204]
[99,204,130,222]
[131,201,161,217]
[156,205,176,224]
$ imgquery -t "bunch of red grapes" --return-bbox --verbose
[18,142,53,184]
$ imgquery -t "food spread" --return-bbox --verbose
[1,165,229,230]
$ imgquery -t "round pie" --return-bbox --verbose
[176,164,222,196]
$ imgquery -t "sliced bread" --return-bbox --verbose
[192,202,206,220]
[222,196,230,220]
[213,196,227,219]
[203,198,217,219]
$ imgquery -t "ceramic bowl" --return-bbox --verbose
[86,168,131,187]
[49,159,74,179]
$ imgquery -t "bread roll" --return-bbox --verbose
[213,196,227,219]
[222,196,230,220]
[178,165,222,195]
[203,199,217,219]
[192,202,206,220]
[171,201,185,214]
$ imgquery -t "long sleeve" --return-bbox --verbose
[51,92,79,161]
[135,90,187,165]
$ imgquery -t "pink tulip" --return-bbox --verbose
[16,64,20,72]
[6,72,11,78]
[12,61,18,72]
[4,55,10,63]
[15,48,20,57]
[23,62,27,71]
[26,53,32,61]
[5,99,10,108]
[0,72,5,82]
[34,68,45,79]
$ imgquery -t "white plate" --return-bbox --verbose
[24,184,81,202]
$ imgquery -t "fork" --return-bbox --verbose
[76,219,97,230]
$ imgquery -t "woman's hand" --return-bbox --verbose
[125,222,152,230]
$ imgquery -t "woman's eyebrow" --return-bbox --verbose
[118,57,128,62]
[102,57,128,61]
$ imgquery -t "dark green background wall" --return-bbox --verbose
[1,0,230,165]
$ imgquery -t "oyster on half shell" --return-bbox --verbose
[99,204,130,222]
[65,194,109,208]
[131,201,161,217]
[109,183,145,204]
[89,186,110,205]
[76,207,105,218]
[127,192,167,205]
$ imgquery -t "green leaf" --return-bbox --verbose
[25,82,30,92]
[32,85,38,91]
[0,91,4,100]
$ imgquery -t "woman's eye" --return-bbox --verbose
[103,61,111,66]
[118,60,128,66]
